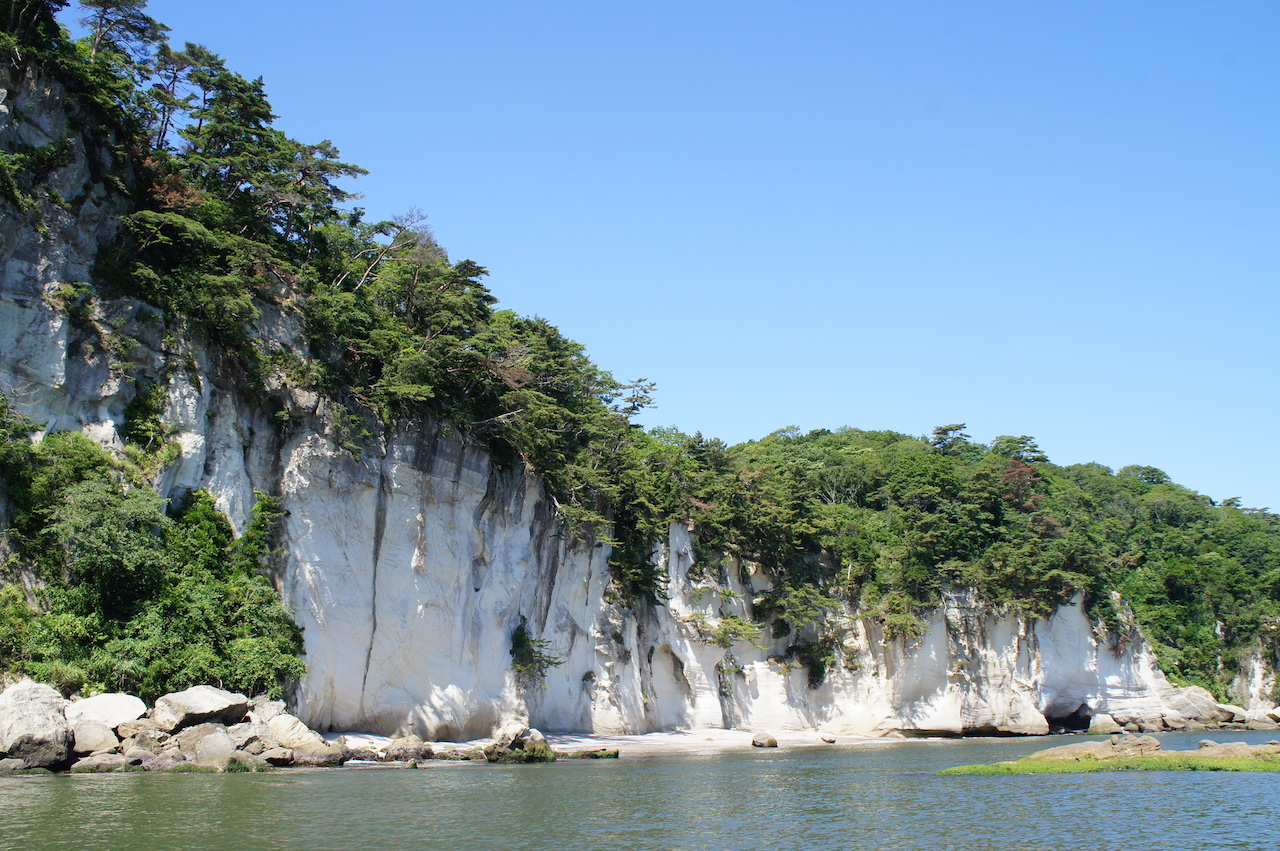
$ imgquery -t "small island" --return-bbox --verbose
[939,734,1280,775]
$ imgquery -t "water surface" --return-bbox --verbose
[4,731,1277,850]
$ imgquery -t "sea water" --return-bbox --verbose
[3,730,1278,850]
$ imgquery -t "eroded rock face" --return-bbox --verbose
[0,680,71,769]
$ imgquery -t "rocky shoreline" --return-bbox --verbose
[0,680,615,774]
[5,675,1277,775]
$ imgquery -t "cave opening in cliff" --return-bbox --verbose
[1046,703,1092,733]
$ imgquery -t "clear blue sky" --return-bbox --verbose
[95,2,1280,507]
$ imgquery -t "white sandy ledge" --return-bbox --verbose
[328,729,905,757]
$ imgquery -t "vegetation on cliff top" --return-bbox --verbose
[1,1,1278,700]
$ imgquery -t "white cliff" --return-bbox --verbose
[2,59,1273,740]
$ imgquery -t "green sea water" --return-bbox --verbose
[4,731,1278,850]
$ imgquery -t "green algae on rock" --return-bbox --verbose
[939,734,1280,775]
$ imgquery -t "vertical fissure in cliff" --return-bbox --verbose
[359,458,391,713]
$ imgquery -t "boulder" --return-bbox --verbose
[65,693,146,731]
[123,746,156,762]
[1031,734,1162,761]
[193,730,238,767]
[153,686,249,732]
[142,753,185,772]
[169,723,229,759]
[117,718,161,739]
[291,741,345,766]
[229,752,269,771]
[260,747,295,766]
[484,727,556,763]
[821,734,837,744]
[227,722,271,754]
[1166,686,1234,724]
[1220,704,1249,723]
[752,733,779,748]
[1087,713,1123,735]
[0,757,27,773]
[70,753,133,773]
[120,728,169,754]
[267,713,326,750]
[247,697,287,724]
[71,719,120,756]
[1267,708,1280,724]
[0,680,72,769]
[385,735,434,761]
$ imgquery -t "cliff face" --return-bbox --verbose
[2,60,1273,739]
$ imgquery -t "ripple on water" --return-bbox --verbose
[3,732,1279,851]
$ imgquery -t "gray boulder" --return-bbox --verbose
[65,693,146,731]
[142,753,185,772]
[123,746,156,762]
[752,732,779,748]
[385,735,434,761]
[120,727,169,754]
[70,752,133,773]
[267,713,326,750]
[153,686,249,732]
[0,680,71,769]
[260,747,295,766]
[247,697,287,724]
[169,722,229,759]
[0,757,27,773]
[291,740,345,765]
[227,721,272,754]
[71,719,120,756]
[1087,713,1123,735]
[117,718,160,739]
[193,730,238,767]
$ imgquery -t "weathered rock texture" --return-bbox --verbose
[0,680,71,768]
[2,59,1276,741]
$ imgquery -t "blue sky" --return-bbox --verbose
[101,1,1280,507]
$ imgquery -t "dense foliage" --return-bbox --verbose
[2,1,1277,703]
[716,427,1279,693]
[0,396,304,699]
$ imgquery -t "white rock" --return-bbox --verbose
[0,680,71,769]
[66,693,146,731]
[1087,713,1123,735]
[193,730,237,767]
[153,686,249,732]
[267,713,326,750]
[71,719,119,755]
